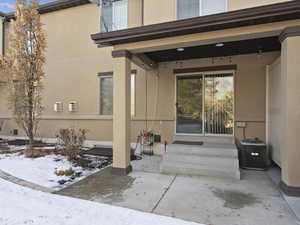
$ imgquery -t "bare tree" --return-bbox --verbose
[0,0,46,157]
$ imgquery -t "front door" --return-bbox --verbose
[176,73,234,135]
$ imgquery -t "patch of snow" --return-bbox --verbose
[0,179,202,225]
[0,153,102,190]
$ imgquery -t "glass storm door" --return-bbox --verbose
[176,73,234,135]
[176,75,204,134]
[204,74,234,135]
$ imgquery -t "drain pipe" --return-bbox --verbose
[0,14,4,56]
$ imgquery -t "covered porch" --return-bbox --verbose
[91,2,300,196]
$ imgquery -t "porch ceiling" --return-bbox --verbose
[144,36,281,63]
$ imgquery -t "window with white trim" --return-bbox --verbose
[101,0,128,32]
[99,72,136,116]
[177,0,227,20]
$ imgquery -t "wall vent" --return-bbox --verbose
[68,101,77,112]
[54,102,63,112]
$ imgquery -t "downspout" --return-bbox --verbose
[2,19,4,56]
[0,16,4,56]
[141,0,144,26]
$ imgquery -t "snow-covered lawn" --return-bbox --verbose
[0,178,202,225]
[0,152,107,190]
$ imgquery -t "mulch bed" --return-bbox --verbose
[83,147,137,160]
[7,139,55,147]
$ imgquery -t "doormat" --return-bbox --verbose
[172,141,204,146]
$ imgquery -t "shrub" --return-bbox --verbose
[56,128,87,161]
[55,167,75,176]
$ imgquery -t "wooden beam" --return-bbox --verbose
[131,53,157,71]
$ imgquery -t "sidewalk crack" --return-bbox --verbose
[151,174,177,213]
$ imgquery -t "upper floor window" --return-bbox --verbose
[177,0,227,20]
[101,0,128,32]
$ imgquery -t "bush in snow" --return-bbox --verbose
[56,128,87,161]
[55,167,75,176]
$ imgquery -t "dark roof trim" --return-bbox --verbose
[174,65,237,74]
[0,12,6,17]
[112,50,132,59]
[98,69,137,77]
[98,71,113,77]
[91,1,300,47]
[6,0,91,20]
[279,25,300,42]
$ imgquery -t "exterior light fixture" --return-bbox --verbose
[215,43,224,47]
[177,47,185,52]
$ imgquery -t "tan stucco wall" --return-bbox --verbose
[128,0,143,28]
[229,0,291,11]
[0,3,282,145]
[0,49,279,144]
[143,0,176,25]
[0,4,114,138]
[280,36,300,187]
[141,0,292,26]
[267,57,282,167]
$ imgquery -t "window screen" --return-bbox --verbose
[202,0,226,16]
[112,0,128,31]
[101,1,113,32]
[101,0,128,32]
[177,0,200,20]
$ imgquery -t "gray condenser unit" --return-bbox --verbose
[238,138,269,170]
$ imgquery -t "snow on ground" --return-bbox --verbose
[0,153,102,190]
[0,178,202,225]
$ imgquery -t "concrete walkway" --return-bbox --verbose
[57,163,300,225]
[0,169,53,193]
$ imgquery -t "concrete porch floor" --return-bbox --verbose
[57,156,300,225]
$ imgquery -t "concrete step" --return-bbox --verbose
[162,154,239,170]
[166,144,238,158]
[174,135,234,144]
[161,161,240,179]
[161,138,240,179]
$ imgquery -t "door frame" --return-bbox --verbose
[174,70,235,137]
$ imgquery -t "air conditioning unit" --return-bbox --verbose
[68,101,77,112]
[54,102,63,112]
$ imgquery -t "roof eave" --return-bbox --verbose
[5,0,92,21]
[91,0,300,47]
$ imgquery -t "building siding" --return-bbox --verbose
[0,1,290,143]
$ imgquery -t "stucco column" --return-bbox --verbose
[111,50,132,175]
[279,26,300,196]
